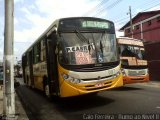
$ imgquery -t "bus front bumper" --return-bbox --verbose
[59,74,123,97]
[123,74,149,84]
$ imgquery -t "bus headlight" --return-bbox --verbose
[116,70,121,76]
[62,73,82,84]
[147,69,149,74]
[121,69,126,76]
[63,74,69,79]
[73,79,81,84]
[114,70,121,78]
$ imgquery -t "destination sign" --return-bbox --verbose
[59,18,113,30]
[82,21,109,29]
[118,38,143,46]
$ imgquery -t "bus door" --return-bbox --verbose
[46,32,59,96]
[22,55,27,83]
[29,50,34,87]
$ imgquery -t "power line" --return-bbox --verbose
[93,0,123,17]
[113,0,159,21]
[82,0,109,16]
[142,2,160,12]
[132,0,159,12]
[91,0,111,16]
[114,0,160,24]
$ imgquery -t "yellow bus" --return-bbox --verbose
[22,17,123,97]
[117,37,149,84]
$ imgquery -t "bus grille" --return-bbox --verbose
[131,78,144,80]
[84,81,112,91]
[81,75,113,81]
[128,70,146,76]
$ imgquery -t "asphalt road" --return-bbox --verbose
[15,78,160,120]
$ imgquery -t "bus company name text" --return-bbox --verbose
[66,43,95,53]
[82,114,160,120]
[83,113,114,120]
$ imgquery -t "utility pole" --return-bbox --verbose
[129,6,133,38]
[3,0,15,119]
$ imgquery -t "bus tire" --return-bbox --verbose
[44,84,50,97]
[43,77,51,98]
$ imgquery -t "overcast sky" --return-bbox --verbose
[0,0,160,62]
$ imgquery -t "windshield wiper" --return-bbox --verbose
[88,39,91,54]
[91,33,99,63]
[100,32,106,57]
[100,40,103,55]
[75,29,88,42]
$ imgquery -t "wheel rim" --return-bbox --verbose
[45,85,50,96]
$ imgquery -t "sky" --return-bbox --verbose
[0,0,160,62]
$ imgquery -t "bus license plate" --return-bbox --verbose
[95,83,104,87]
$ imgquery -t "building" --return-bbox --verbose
[119,10,160,81]
[120,10,160,42]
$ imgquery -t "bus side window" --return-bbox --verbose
[27,53,29,65]
[41,39,46,61]
[33,42,41,64]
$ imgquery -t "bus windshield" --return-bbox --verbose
[120,45,145,60]
[59,32,118,65]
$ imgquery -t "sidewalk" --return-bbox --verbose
[0,86,29,120]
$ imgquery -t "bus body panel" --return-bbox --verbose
[32,62,47,90]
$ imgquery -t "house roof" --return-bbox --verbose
[119,10,160,31]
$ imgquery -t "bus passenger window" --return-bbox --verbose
[27,53,29,65]
[33,42,41,64]
[41,39,46,61]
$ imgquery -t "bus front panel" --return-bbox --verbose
[122,68,149,84]
[57,64,123,97]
